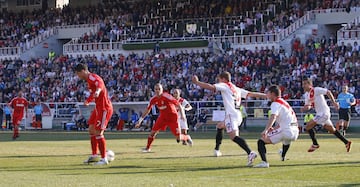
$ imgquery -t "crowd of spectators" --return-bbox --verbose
[0,1,359,117]
[2,0,358,48]
[0,34,359,111]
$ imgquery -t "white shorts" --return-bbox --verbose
[268,126,299,145]
[313,113,333,126]
[224,112,242,133]
[178,118,188,130]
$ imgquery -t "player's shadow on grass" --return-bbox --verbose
[104,160,360,175]
[265,161,360,168]
[315,184,360,187]
[0,153,92,159]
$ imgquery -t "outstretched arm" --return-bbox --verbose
[192,75,216,91]
[248,92,267,99]
[135,108,151,128]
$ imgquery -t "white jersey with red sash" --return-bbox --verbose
[304,87,330,115]
[271,98,298,129]
[214,82,249,119]
[268,97,299,144]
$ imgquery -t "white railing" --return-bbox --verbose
[278,11,313,40]
[337,15,360,41]
[7,99,352,120]
[63,42,124,53]
[56,24,100,30]
[338,29,360,40]
[210,33,279,45]
[0,27,57,60]
[21,27,57,52]
[0,47,21,60]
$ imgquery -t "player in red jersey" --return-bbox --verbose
[135,83,189,152]
[75,63,114,165]
[8,91,29,140]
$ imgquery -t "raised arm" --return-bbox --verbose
[192,75,216,91]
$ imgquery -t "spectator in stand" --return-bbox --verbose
[118,108,129,131]
[194,110,208,131]
[130,110,139,130]
[4,105,12,129]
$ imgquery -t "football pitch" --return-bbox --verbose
[0,130,359,187]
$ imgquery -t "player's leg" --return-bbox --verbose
[226,116,256,166]
[179,118,192,145]
[280,127,299,161]
[143,117,163,152]
[254,136,272,168]
[324,121,351,152]
[93,109,113,165]
[84,110,99,163]
[343,109,351,136]
[343,120,350,136]
[12,116,20,140]
[305,118,321,152]
[169,116,190,143]
[214,122,224,157]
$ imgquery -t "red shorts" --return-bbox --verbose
[88,107,113,130]
[152,113,180,137]
[12,114,23,126]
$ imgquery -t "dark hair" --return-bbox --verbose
[302,77,313,85]
[268,85,281,97]
[218,71,231,82]
[74,63,88,72]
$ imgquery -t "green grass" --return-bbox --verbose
[0,130,359,187]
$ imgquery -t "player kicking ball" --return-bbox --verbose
[75,63,114,165]
[135,83,190,152]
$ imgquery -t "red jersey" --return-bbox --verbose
[147,93,179,116]
[86,73,112,110]
[9,97,29,117]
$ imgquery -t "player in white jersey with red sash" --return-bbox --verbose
[301,78,351,152]
[173,89,194,146]
[254,85,299,168]
[192,71,267,166]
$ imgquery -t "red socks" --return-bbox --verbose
[146,136,154,149]
[90,135,98,155]
[96,135,106,158]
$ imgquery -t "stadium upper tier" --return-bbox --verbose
[1,0,359,48]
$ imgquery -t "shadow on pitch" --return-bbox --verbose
[262,161,360,168]
[103,160,360,175]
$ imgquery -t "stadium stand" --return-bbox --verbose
[0,0,359,129]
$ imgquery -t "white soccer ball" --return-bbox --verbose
[106,150,115,162]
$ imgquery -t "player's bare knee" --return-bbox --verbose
[324,124,335,133]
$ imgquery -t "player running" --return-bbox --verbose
[135,83,190,152]
[301,78,351,153]
[172,88,194,146]
[8,91,29,140]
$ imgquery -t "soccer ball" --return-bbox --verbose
[106,150,115,162]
